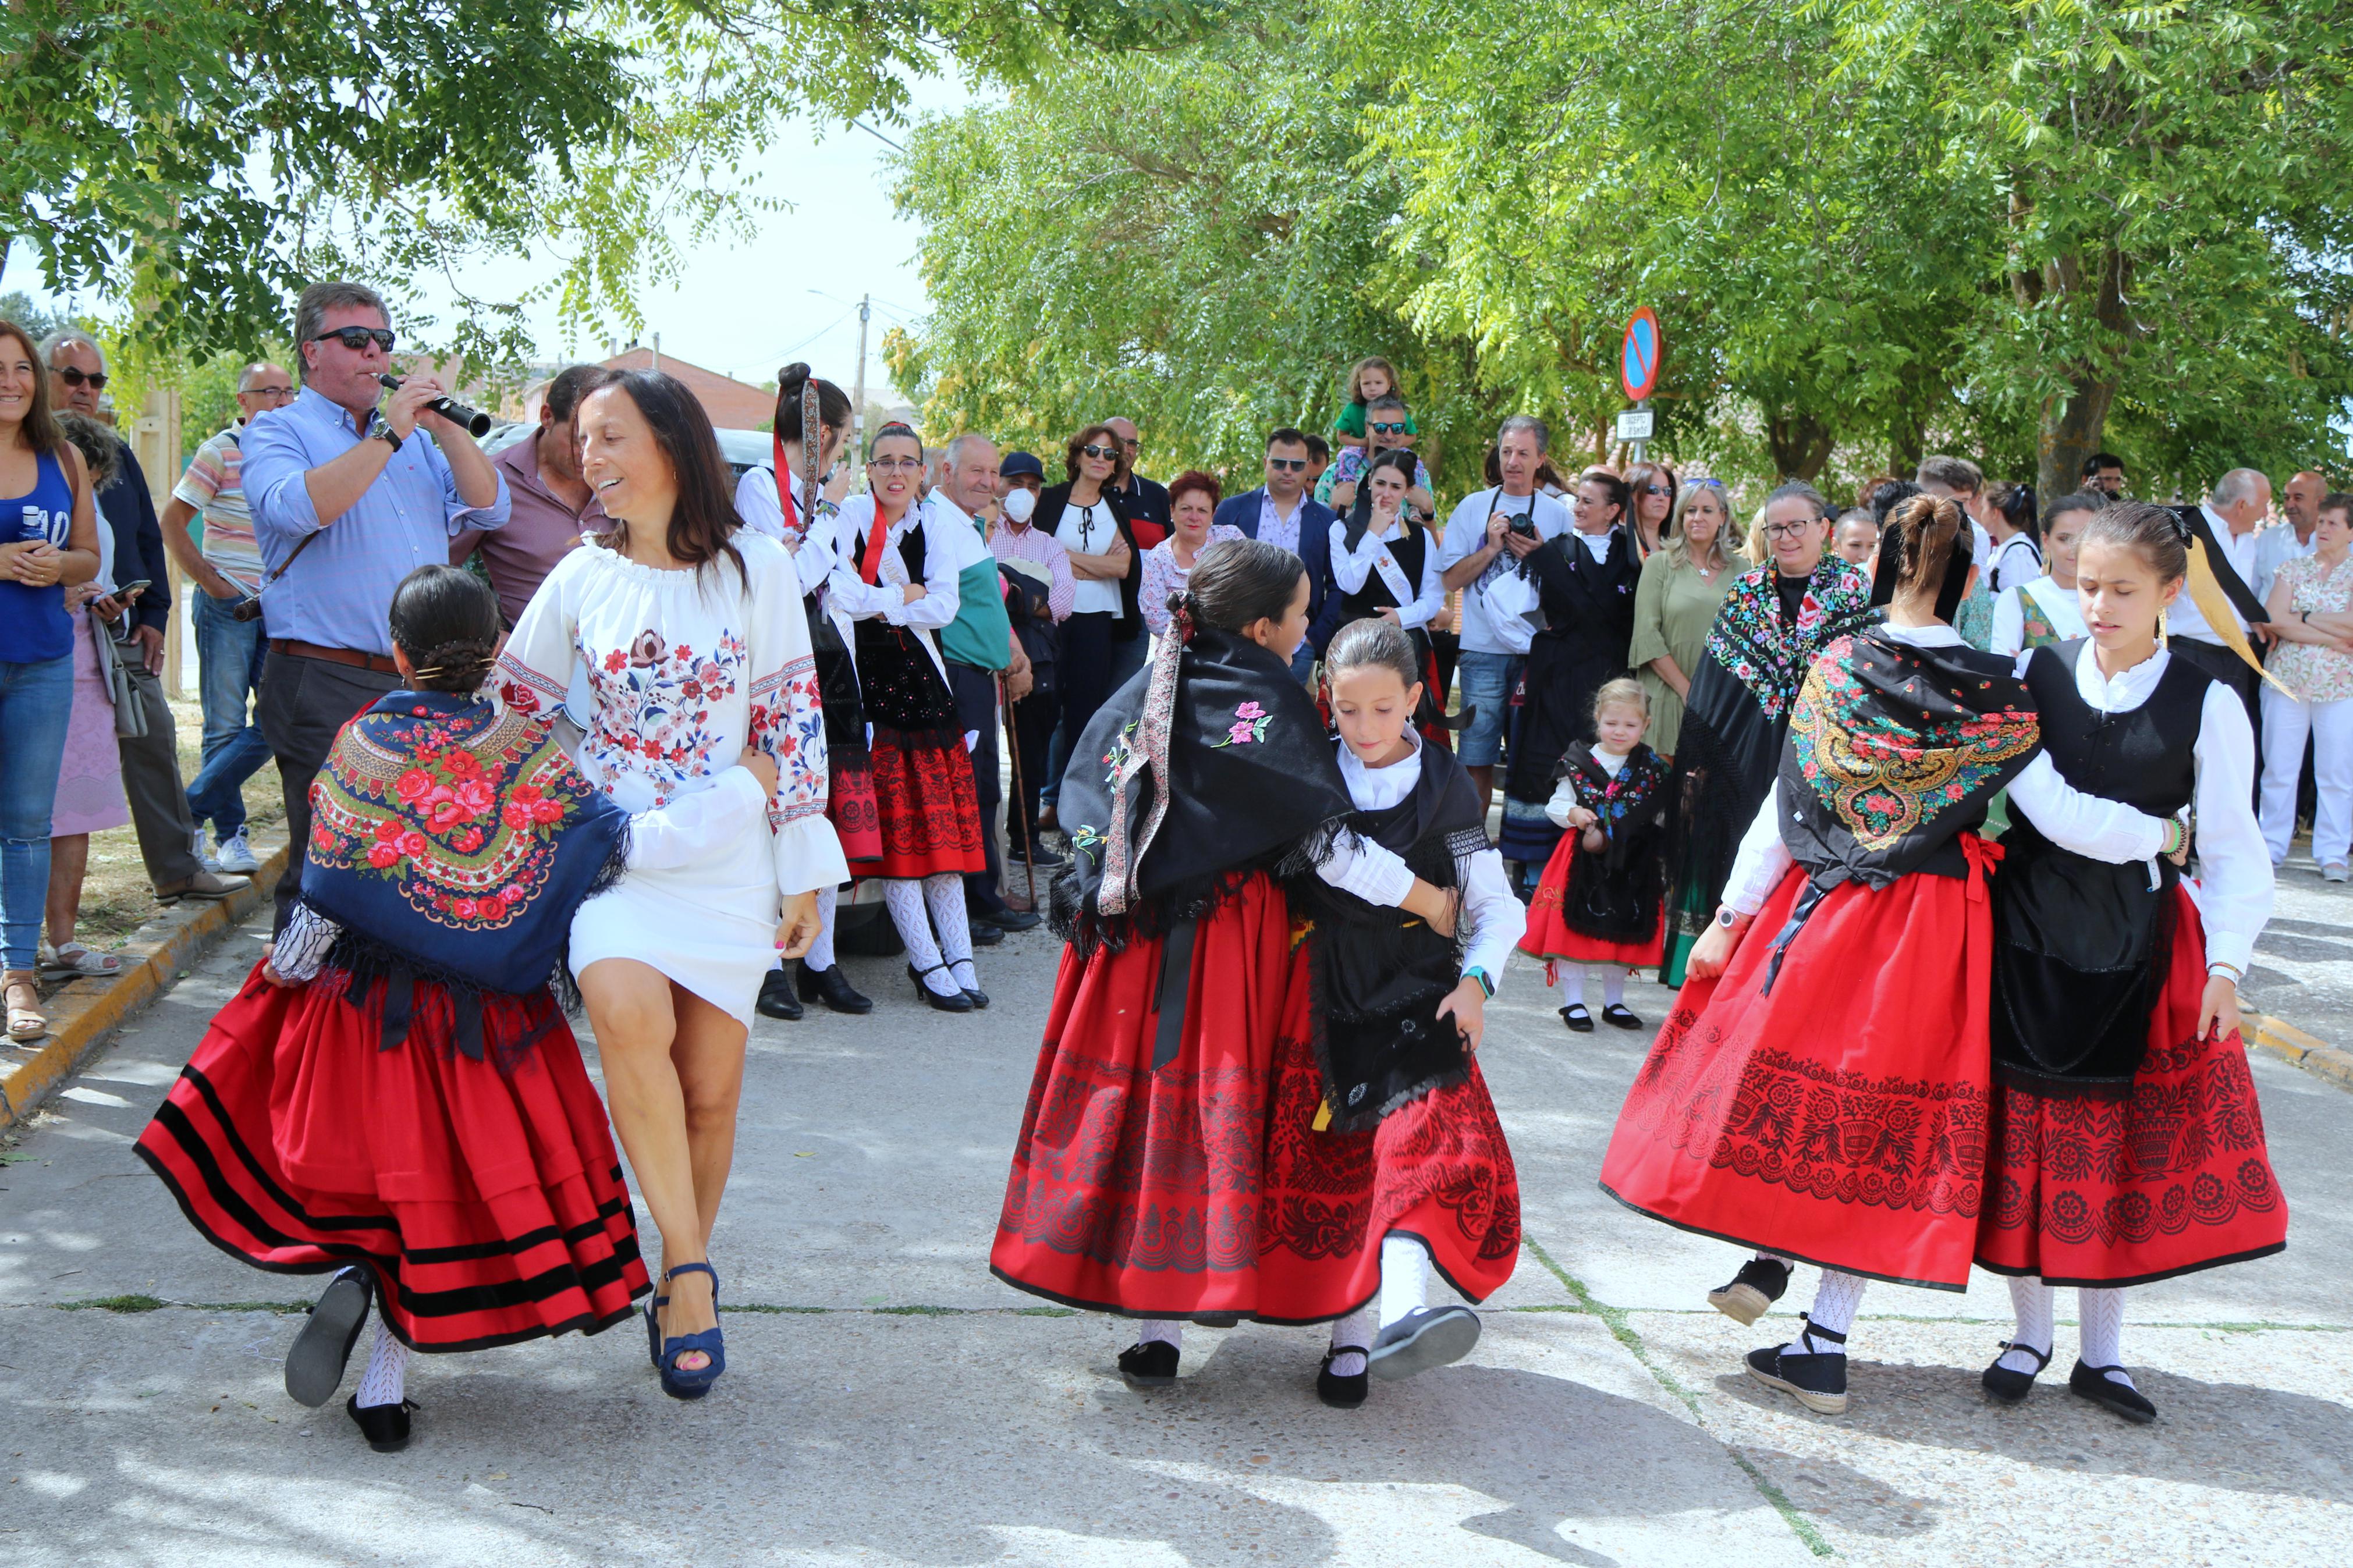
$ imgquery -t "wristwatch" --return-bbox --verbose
[1463,967,1495,1000]
[1716,906,1743,929]
[367,414,403,453]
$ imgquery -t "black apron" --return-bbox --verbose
[1990,641,2208,1096]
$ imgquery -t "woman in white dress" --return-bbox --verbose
[495,370,845,1399]
[1990,490,2102,656]
[823,423,990,1011]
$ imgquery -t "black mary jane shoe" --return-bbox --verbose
[1560,1004,1594,1033]
[1981,1341,2052,1405]
[1316,1347,1370,1409]
[1118,1341,1179,1389]
[755,966,805,1021]
[2069,1359,2156,1424]
[976,905,1042,933]
[1599,1002,1643,1030]
[908,962,975,1013]
[346,1395,418,1453]
[1706,1257,1791,1326]
[798,962,874,1015]
[285,1268,374,1409]
[970,922,1005,948]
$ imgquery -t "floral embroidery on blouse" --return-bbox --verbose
[1564,743,1670,834]
[309,700,590,930]
[1702,556,1872,720]
[581,628,747,805]
[1212,700,1271,748]
[750,656,825,827]
[2269,553,2353,705]
[1067,823,1106,869]
[1790,634,2039,851]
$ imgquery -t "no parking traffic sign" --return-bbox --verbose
[1621,308,1662,403]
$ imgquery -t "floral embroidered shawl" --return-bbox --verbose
[1702,556,1873,720]
[1780,631,2039,890]
[303,690,630,994]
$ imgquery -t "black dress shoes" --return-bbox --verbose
[756,966,804,1020]
[1118,1341,1179,1389]
[346,1395,417,1453]
[2069,1359,2156,1423]
[975,905,1042,933]
[970,922,1005,948]
[1316,1348,1369,1409]
[798,963,874,1015]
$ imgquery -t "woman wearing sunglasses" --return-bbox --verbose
[1035,424,1144,822]
[1623,460,1680,559]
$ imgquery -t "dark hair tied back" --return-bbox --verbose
[388,565,502,692]
[2080,500,2191,584]
[1882,493,1968,602]
[1186,539,1306,633]
[774,361,850,445]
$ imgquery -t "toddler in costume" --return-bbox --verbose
[1521,680,1670,1032]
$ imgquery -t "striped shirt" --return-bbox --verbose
[989,517,1077,622]
[172,425,263,582]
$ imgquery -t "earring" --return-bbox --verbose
[2157,606,2169,648]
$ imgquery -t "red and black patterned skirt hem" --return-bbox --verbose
[1520,835,1667,966]
[1975,885,2288,1286]
[990,873,1520,1322]
[1599,858,1995,1292]
[860,723,986,880]
[134,965,650,1353]
[829,749,884,867]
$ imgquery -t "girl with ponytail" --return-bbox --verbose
[733,364,882,1018]
[1601,494,2178,1418]
[993,540,1491,1409]
[1974,499,2283,1424]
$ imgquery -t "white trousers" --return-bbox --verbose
[2258,686,2353,866]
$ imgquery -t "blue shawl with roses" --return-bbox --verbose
[301,691,630,999]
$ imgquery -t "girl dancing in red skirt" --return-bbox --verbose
[136,567,779,1451]
[1600,496,2175,1415]
[1975,500,2284,1424]
[1520,678,1670,1032]
[991,541,1500,1408]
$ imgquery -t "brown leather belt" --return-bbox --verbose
[269,638,400,675]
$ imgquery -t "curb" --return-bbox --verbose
[0,835,288,1131]
[2244,1009,2353,1092]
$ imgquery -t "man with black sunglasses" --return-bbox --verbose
[1102,416,1170,549]
[1216,426,1345,682]
[241,280,509,934]
[42,329,246,905]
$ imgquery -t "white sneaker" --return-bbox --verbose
[215,830,262,874]
[2325,862,2348,884]
[191,829,221,873]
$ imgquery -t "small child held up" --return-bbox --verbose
[1333,355,1418,451]
[1519,678,1671,1033]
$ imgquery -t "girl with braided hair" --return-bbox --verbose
[992,541,1493,1409]
[1600,494,2178,1418]
[138,564,789,1448]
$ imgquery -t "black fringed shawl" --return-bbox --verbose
[1290,739,1490,1132]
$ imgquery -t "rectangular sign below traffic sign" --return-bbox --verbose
[1615,409,1656,442]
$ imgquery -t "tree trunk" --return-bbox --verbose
[2037,373,2118,505]
[2035,244,2132,502]
[1766,410,1834,482]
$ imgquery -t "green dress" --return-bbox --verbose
[1627,546,1749,759]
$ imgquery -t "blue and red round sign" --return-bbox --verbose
[1620,308,1662,402]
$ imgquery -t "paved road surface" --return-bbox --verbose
[3,866,2349,1566]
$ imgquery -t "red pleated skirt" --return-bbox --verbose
[861,724,986,880]
[1976,884,2288,1286]
[1599,852,1995,1290]
[136,964,650,1352]
[1520,834,1667,966]
[829,753,883,867]
[991,874,1520,1322]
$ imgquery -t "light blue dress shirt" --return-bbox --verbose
[243,386,511,655]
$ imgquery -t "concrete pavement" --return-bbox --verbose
[3,895,2349,1566]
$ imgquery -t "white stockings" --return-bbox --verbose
[1784,1269,1866,1357]
[1379,1235,1430,1328]
[2001,1279,2132,1386]
[356,1318,409,1410]
[885,876,977,995]
[805,885,840,972]
[1328,1303,1379,1378]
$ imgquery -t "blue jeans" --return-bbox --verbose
[184,591,272,841]
[1,655,74,970]
[1454,650,1523,767]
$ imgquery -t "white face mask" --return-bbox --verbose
[1002,486,1037,524]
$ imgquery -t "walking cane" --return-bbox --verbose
[1000,672,1038,911]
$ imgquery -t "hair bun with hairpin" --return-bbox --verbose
[778,362,811,393]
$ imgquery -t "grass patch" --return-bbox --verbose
[1521,1237,1836,1559]
[56,1294,168,1313]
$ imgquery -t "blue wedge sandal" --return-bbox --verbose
[655,1261,726,1400]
